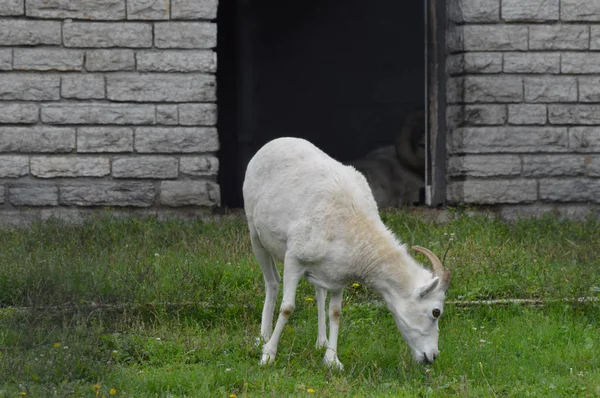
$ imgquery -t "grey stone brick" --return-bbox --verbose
[452,127,568,153]
[42,104,155,125]
[529,25,589,50]
[39,208,86,224]
[464,76,523,103]
[135,127,219,153]
[463,25,528,51]
[500,203,558,221]
[31,156,110,178]
[448,179,538,204]
[446,55,463,76]
[446,77,464,104]
[0,156,29,178]
[447,26,464,54]
[551,106,600,125]
[61,74,105,99]
[136,50,216,73]
[13,49,84,71]
[588,156,600,177]
[448,0,499,22]
[578,77,600,102]
[9,184,58,206]
[539,179,600,203]
[26,0,125,19]
[156,105,178,125]
[0,127,75,153]
[77,127,134,153]
[446,106,463,129]
[561,53,600,73]
[180,156,219,176]
[448,155,521,177]
[446,104,507,127]
[86,49,135,71]
[0,210,45,226]
[0,20,61,45]
[0,49,11,70]
[0,210,42,226]
[178,103,217,126]
[561,0,600,21]
[0,103,39,124]
[171,0,217,20]
[107,74,216,102]
[508,104,547,125]
[524,77,577,102]
[113,156,178,178]
[0,74,59,101]
[466,53,504,73]
[0,0,23,16]
[446,53,502,75]
[502,0,559,21]
[523,155,585,176]
[154,22,217,49]
[63,22,152,48]
[504,52,560,74]
[569,127,600,151]
[556,204,600,219]
[60,182,155,207]
[160,181,220,206]
[591,27,600,50]
[127,0,169,20]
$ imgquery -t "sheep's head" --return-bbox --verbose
[386,246,450,365]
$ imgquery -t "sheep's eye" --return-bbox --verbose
[432,308,441,318]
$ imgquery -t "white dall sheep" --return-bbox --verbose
[243,137,450,369]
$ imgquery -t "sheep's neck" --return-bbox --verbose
[345,214,415,291]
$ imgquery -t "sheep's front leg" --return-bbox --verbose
[315,286,328,348]
[323,289,344,370]
[260,256,303,366]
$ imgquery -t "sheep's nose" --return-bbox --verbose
[423,351,439,364]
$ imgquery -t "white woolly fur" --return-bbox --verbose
[243,137,450,369]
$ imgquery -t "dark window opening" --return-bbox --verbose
[218,0,435,209]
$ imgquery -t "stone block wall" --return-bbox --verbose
[0,0,219,225]
[446,0,600,218]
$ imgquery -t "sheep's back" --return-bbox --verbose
[243,137,378,261]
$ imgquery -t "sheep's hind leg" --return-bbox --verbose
[323,289,344,370]
[249,232,280,344]
[260,254,303,365]
[315,286,328,348]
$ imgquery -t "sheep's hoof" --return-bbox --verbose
[260,349,276,365]
[323,354,344,371]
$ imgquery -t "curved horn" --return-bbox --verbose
[412,246,451,290]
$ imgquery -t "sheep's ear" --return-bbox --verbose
[417,277,440,298]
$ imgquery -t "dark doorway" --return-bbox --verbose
[218,0,427,208]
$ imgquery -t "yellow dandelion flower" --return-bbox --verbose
[20,393,27,397]
[229,394,237,398]
[305,297,314,302]
[109,388,117,395]
[307,388,315,393]
[53,343,60,348]
[93,384,101,390]
[352,283,360,288]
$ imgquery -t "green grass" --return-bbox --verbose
[0,209,598,397]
